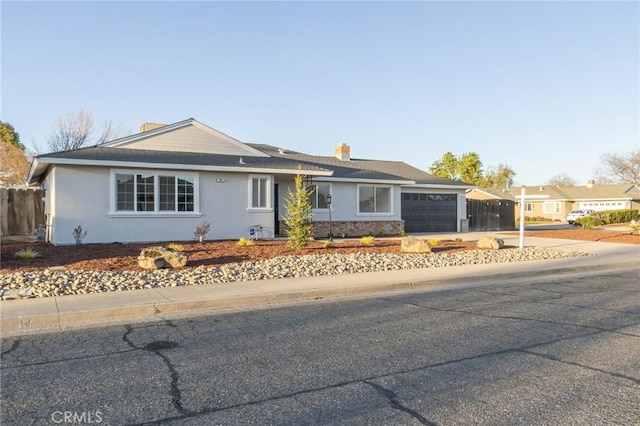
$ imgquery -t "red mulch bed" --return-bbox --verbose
[1,239,477,274]
[2,227,637,274]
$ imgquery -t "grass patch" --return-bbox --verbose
[166,243,184,252]
[360,235,375,246]
[14,248,42,260]
[238,237,255,247]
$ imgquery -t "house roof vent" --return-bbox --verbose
[335,142,350,161]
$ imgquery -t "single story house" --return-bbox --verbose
[27,118,472,245]
[467,181,640,222]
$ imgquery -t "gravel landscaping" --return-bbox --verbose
[0,247,592,300]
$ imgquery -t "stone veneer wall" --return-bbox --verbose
[279,220,404,238]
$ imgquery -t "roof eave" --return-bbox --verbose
[30,157,333,177]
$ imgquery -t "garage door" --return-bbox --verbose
[401,193,457,232]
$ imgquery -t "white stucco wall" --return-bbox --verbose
[48,166,277,244]
[276,180,403,223]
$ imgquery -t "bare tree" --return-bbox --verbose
[547,173,577,187]
[96,120,127,144]
[46,109,93,152]
[596,149,640,185]
[45,109,127,152]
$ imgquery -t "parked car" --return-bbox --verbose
[566,209,595,225]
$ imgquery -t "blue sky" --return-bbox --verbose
[2,1,638,186]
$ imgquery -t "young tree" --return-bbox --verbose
[547,174,577,187]
[283,169,314,249]
[45,109,127,152]
[596,149,640,185]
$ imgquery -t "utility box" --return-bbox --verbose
[460,219,469,233]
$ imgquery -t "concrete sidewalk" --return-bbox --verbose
[1,235,638,336]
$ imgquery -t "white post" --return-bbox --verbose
[519,187,526,249]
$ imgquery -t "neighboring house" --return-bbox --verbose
[467,181,640,222]
[27,118,472,245]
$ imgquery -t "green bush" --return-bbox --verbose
[575,216,602,229]
[592,209,638,225]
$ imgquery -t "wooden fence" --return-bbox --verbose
[466,198,516,231]
[0,188,45,238]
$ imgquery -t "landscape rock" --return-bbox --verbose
[0,247,591,300]
[138,246,188,270]
[401,236,432,253]
[477,237,504,250]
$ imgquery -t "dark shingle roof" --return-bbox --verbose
[37,146,330,171]
[28,146,333,184]
[247,144,468,186]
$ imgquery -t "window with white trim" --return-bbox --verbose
[250,176,270,209]
[310,183,331,209]
[543,201,561,214]
[358,185,392,213]
[524,203,534,213]
[114,172,196,213]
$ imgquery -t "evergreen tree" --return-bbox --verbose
[283,169,314,249]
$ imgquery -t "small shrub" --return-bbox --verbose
[323,241,335,249]
[575,217,601,230]
[237,237,255,247]
[72,225,87,245]
[167,243,184,252]
[194,221,211,242]
[629,220,639,235]
[455,237,463,242]
[14,248,41,260]
[427,238,440,247]
[398,230,405,237]
[360,235,375,246]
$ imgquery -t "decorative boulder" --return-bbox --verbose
[477,237,504,250]
[138,246,188,270]
[401,236,432,253]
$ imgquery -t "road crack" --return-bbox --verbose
[365,380,437,425]
[122,322,192,417]
[519,349,640,386]
[0,339,20,356]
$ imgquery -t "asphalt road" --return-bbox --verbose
[2,268,639,425]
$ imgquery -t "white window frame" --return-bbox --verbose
[109,169,200,217]
[310,183,332,211]
[542,201,561,214]
[357,184,393,215]
[524,203,534,213]
[248,174,272,211]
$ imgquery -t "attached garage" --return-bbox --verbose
[401,193,458,232]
